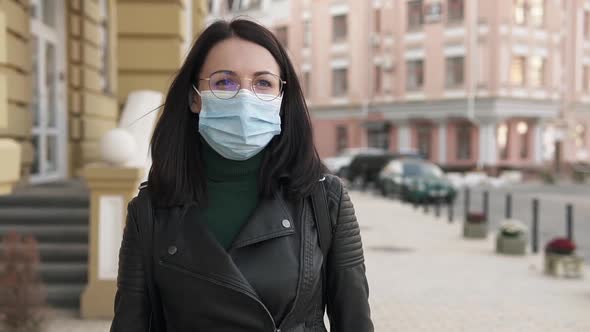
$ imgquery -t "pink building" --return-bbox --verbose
[287,0,590,172]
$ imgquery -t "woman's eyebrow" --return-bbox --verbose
[253,70,277,76]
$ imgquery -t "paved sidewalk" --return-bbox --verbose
[43,191,590,331]
[355,191,590,332]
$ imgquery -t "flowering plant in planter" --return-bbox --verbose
[0,231,46,332]
[466,212,486,223]
[499,219,527,238]
[545,238,576,255]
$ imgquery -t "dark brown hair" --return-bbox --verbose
[148,19,326,206]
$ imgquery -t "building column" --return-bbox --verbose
[81,166,144,318]
[437,120,447,165]
[478,122,498,167]
[397,121,411,151]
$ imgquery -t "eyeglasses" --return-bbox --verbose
[196,70,286,102]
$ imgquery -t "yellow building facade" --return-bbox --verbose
[0,0,207,192]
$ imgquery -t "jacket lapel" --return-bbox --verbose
[229,191,295,250]
[159,204,255,292]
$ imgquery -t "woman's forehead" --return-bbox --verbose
[200,37,280,77]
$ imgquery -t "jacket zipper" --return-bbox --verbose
[159,259,280,332]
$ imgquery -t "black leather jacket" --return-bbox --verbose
[110,175,373,332]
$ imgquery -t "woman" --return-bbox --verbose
[111,19,373,332]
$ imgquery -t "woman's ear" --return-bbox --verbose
[189,85,201,114]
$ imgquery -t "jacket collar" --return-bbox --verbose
[162,190,295,274]
[229,190,295,250]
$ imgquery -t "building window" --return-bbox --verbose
[249,0,262,10]
[448,0,464,23]
[446,56,464,88]
[529,56,545,88]
[529,0,544,27]
[406,59,424,91]
[517,121,529,159]
[498,123,510,159]
[407,0,424,30]
[303,19,311,48]
[332,14,348,42]
[336,126,348,153]
[275,26,288,48]
[332,68,348,97]
[514,0,526,25]
[576,124,586,147]
[417,125,431,159]
[510,56,526,86]
[584,66,590,91]
[456,124,472,160]
[374,9,381,32]
[208,0,214,12]
[303,71,310,97]
[368,125,391,150]
[585,12,590,39]
[375,65,382,95]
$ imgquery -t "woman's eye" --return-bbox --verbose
[255,80,272,88]
[214,79,237,89]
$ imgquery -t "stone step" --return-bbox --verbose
[39,262,88,284]
[37,243,88,263]
[0,194,89,208]
[45,283,85,309]
[0,224,88,243]
[0,207,89,226]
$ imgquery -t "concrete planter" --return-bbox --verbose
[463,222,487,239]
[496,233,527,255]
[544,252,584,278]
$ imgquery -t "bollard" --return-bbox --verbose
[483,191,489,223]
[448,200,454,223]
[566,204,573,241]
[505,193,512,219]
[464,187,470,222]
[532,199,539,253]
[435,199,441,218]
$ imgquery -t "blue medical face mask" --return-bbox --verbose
[192,85,282,161]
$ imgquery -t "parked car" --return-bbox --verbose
[378,158,457,203]
[344,150,424,188]
[345,153,396,188]
[323,148,384,177]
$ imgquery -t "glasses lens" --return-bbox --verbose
[209,72,240,99]
[252,73,282,101]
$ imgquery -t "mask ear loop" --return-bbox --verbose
[190,85,202,114]
[192,84,202,97]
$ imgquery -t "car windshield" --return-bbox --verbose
[403,162,443,177]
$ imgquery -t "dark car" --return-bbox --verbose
[377,158,457,203]
[345,150,424,189]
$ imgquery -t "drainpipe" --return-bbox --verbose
[467,0,478,121]
[469,0,481,170]
[362,2,373,148]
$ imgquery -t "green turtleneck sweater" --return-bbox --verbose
[202,143,263,250]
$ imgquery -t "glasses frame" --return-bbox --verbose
[197,70,287,102]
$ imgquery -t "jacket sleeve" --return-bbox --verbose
[110,198,151,332]
[325,176,374,332]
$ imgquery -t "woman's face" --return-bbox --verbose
[191,37,281,113]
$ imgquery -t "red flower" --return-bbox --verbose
[467,212,486,223]
[545,238,576,255]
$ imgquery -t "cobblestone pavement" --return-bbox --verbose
[355,191,590,332]
[44,191,590,331]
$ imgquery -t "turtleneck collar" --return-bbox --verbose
[201,141,264,182]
